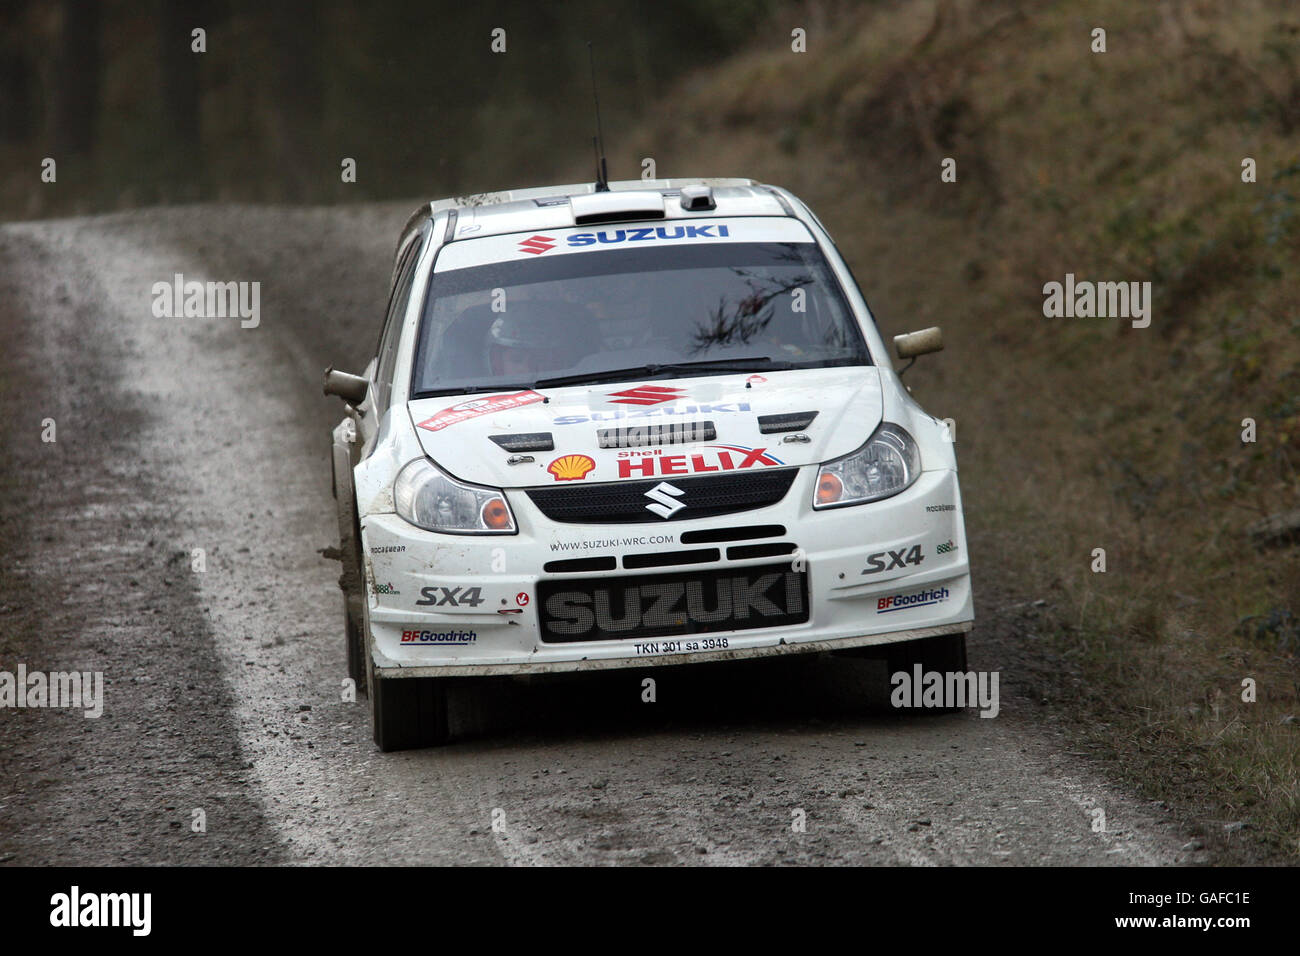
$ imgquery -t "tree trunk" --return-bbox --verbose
[269,0,323,201]
[159,0,202,160]
[52,0,101,156]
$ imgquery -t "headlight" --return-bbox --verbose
[393,458,516,534]
[814,422,921,508]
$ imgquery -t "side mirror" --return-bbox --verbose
[894,326,944,360]
[324,367,369,406]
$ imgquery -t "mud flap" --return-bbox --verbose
[886,632,969,714]
[371,675,450,751]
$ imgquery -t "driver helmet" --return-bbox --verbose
[487,302,594,377]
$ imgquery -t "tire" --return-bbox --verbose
[344,598,367,694]
[333,441,367,695]
[371,673,450,752]
[885,632,969,714]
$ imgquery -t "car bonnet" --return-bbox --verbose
[406,366,883,489]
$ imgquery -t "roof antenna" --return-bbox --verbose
[587,41,609,192]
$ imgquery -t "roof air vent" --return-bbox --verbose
[570,191,665,224]
[679,184,716,211]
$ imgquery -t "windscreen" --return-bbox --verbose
[410,220,870,397]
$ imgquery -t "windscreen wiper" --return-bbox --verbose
[533,357,794,390]
[410,383,536,399]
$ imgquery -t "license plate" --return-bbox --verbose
[538,562,809,643]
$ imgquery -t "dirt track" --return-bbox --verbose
[0,205,1205,865]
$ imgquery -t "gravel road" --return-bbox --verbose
[0,205,1204,865]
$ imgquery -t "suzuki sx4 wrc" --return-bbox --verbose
[325,179,973,750]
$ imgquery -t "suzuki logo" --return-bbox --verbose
[644,481,686,519]
[518,235,556,255]
[608,385,686,406]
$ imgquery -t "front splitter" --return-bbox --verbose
[371,620,974,678]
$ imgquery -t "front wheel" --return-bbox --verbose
[334,441,368,695]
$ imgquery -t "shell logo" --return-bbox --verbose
[547,454,596,481]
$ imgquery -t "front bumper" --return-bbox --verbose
[359,465,973,677]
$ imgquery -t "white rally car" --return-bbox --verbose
[326,178,973,750]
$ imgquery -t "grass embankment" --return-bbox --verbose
[584,0,1300,859]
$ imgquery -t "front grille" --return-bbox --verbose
[727,542,798,561]
[623,548,720,569]
[543,556,617,574]
[679,524,786,544]
[538,562,809,643]
[524,469,798,524]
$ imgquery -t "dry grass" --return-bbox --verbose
[608,0,1300,858]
